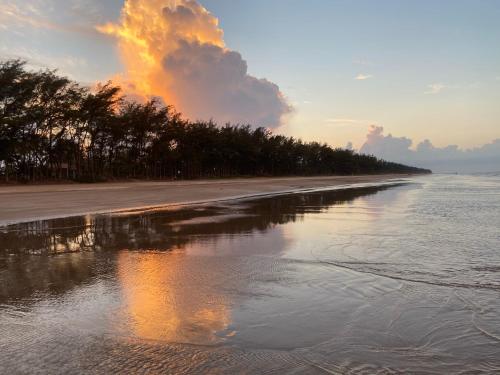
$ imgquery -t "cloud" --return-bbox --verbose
[360,126,500,172]
[355,73,373,80]
[0,0,116,33]
[425,83,446,94]
[0,2,59,31]
[360,126,414,160]
[163,40,291,126]
[97,0,292,128]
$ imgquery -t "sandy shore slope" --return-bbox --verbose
[0,175,412,226]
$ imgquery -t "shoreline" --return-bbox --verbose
[0,174,417,227]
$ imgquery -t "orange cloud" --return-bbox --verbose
[97,0,291,128]
[355,73,373,80]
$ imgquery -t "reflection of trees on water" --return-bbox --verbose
[0,185,396,302]
[0,185,395,256]
[0,252,101,302]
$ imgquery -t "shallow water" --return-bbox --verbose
[1,174,499,374]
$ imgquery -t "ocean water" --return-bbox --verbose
[0,174,499,374]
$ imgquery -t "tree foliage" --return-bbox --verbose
[0,60,430,182]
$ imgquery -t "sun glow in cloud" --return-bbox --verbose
[97,0,291,128]
[355,73,372,80]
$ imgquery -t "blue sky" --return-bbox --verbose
[1,0,499,151]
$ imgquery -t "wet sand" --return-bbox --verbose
[0,175,408,226]
[2,175,499,373]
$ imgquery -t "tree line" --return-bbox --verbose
[0,60,430,182]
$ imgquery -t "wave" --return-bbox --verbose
[299,256,500,291]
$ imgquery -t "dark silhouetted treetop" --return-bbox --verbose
[0,60,431,182]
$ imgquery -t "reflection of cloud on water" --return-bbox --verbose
[116,224,290,344]
[116,251,231,344]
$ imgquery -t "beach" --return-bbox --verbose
[1,174,499,373]
[0,174,409,226]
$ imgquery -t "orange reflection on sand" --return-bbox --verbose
[116,249,230,344]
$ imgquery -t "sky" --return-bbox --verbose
[1,0,500,171]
